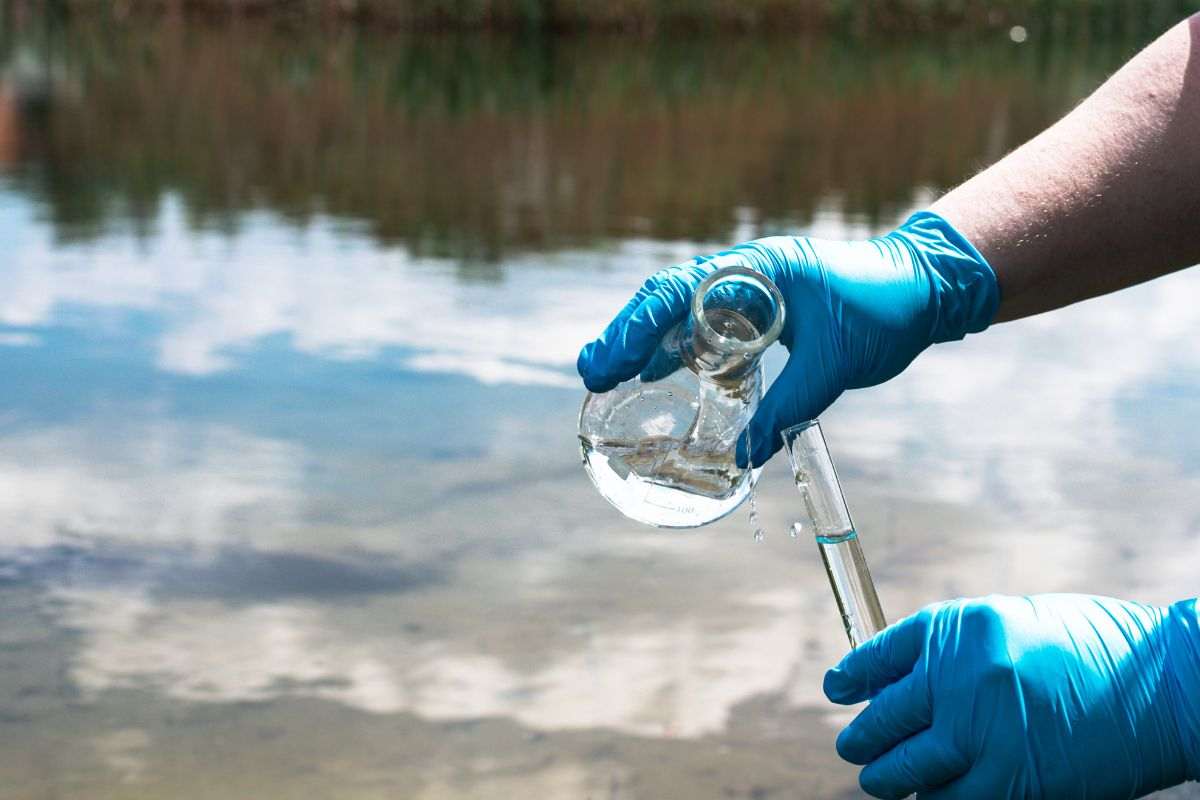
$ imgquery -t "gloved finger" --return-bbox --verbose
[737,349,842,468]
[577,275,661,393]
[637,339,684,383]
[578,263,708,392]
[836,672,932,764]
[858,729,969,800]
[824,608,932,704]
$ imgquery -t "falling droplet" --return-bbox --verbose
[745,423,766,542]
[747,487,767,542]
[789,522,801,539]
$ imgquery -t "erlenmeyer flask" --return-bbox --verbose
[579,266,785,527]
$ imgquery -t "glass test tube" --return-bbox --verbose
[781,421,886,648]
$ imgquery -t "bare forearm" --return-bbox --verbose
[931,15,1200,322]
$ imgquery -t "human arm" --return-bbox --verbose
[577,14,1200,466]
[824,594,1200,799]
[933,14,1200,321]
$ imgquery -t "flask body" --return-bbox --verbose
[579,267,784,528]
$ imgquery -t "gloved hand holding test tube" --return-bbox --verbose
[782,420,885,648]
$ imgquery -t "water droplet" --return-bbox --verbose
[789,522,802,539]
[745,424,766,541]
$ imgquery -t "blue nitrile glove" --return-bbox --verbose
[576,211,999,467]
[824,594,1200,799]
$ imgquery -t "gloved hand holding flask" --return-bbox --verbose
[577,211,1000,469]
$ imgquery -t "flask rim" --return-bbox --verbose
[689,266,786,356]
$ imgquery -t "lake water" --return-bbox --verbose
[2,12,1200,799]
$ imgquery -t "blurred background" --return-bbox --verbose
[2,1,1200,798]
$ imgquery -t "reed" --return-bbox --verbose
[35,0,1200,34]
[0,8,1191,263]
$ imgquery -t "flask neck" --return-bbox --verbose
[682,266,784,387]
[684,331,763,387]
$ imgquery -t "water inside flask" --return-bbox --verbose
[579,266,785,528]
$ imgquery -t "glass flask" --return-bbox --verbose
[579,266,785,528]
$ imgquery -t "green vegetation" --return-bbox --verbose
[32,0,1200,33]
[0,6,1194,262]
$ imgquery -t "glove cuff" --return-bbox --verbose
[894,210,1001,344]
[1164,599,1200,781]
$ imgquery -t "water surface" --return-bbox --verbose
[2,14,1200,799]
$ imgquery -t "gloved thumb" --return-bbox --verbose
[824,609,929,704]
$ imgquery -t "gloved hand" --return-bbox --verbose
[576,212,999,467]
[824,594,1200,799]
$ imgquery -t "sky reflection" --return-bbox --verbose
[1,19,1199,797]
[1,183,1198,755]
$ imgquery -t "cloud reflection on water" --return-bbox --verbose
[0,184,1198,753]
[0,422,302,551]
[0,189,697,386]
[55,583,811,738]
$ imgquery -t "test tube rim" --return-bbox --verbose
[780,419,821,440]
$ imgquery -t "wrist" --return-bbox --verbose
[1164,599,1200,780]
[890,210,1001,344]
